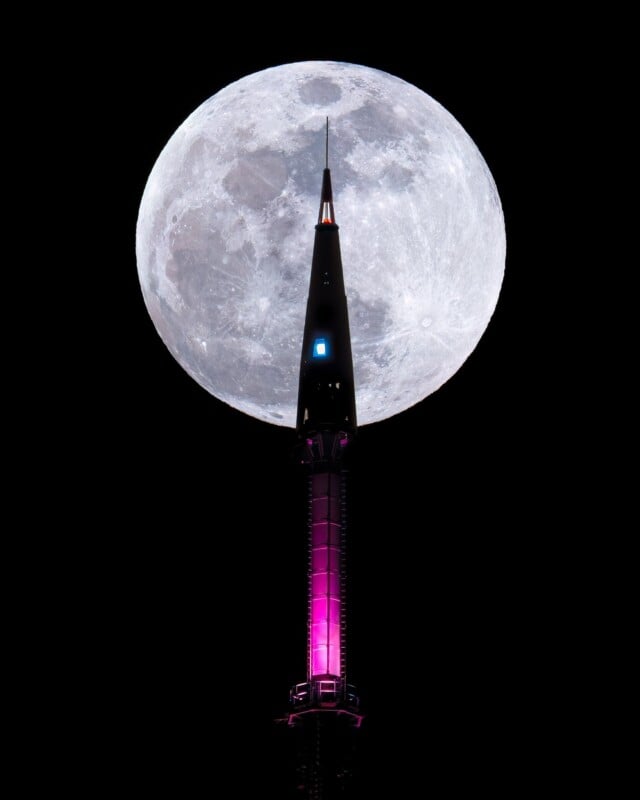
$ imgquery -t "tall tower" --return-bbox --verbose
[288,120,363,799]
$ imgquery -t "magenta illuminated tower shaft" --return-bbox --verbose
[288,121,361,799]
[309,466,344,680]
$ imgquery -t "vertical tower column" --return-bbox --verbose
[284,119,362,798]
[290,430,360,715]
[309,465,343,681]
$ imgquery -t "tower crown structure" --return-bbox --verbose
[288,120,362,799]
[296,119,357,438]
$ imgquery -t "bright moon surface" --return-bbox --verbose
[136,61,505,427]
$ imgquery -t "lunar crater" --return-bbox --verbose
[298,77,343,106]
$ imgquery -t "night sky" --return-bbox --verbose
[87,29,567,795]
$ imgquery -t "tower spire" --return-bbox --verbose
[325,116,329,169]
[299,125,355,434]
[319,119,335,226]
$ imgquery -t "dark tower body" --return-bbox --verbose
[288,123,362,799]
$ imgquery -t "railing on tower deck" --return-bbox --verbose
[289,679,361,713]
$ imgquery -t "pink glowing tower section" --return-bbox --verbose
[309,470,343,678]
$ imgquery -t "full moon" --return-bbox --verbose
[136,61,505,427]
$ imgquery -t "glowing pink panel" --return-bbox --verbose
[309,471,343,679]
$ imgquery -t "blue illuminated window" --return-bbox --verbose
[313,338,328,358]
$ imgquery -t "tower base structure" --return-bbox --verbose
[288,679,363,799]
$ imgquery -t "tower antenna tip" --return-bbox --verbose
[325,117,329,169]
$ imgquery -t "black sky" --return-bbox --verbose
[82,27,573,794]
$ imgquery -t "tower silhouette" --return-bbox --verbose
[285,120,363,799]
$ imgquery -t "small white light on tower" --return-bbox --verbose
[313,338,328,358]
